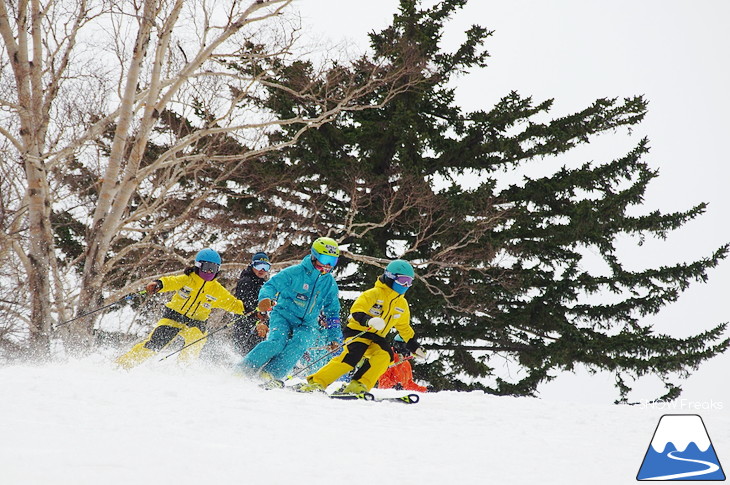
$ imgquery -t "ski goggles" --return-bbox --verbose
[252,261,271,272]
[311,250,339,268]
[385,271,413,287]
[312,259,334,274]
[195,261,220,274]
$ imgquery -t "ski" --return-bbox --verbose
[263,382,421,404]
[375,393,420,404]
[328,392,420,404]
[329,392,376,401]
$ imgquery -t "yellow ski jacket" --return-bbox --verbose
[346,279,415,343]
[159,272,245,322]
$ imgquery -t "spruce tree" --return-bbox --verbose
[224,0,730,400]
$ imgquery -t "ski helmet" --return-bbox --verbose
[310,237,340,273]
[384,259,414,294]
[194,248,221,281]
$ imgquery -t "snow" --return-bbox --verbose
[2,356,728,485]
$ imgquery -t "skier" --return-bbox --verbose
[375,335,428,392]
[235,237,343,386]
[199,251,272,364]
[116,248,250,369]
[341,334,426,392]
[230,252,272,356]
[298,259,427,395]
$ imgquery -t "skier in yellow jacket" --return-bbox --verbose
[117,248,248,369]
[299,259,427,395]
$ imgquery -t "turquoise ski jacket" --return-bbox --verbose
[258,256,341,337]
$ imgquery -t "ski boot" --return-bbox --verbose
[292,381,326,393]
[331,379,368,397]
[259,371,284,390]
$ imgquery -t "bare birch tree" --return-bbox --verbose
[0,0,419,356]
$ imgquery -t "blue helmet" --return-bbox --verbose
[194,248,221,281]
[195,248,221,264]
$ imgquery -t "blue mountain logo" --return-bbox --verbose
[637,414,725,481]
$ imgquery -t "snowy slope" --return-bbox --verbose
[1,356,728,485]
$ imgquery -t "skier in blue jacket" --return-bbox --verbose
[235,237,342,386]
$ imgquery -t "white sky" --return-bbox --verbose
[295,0,730,404]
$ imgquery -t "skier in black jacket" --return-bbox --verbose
[231,252,271,356]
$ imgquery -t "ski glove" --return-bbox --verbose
[255,322,269,338]
[413,347,428,360]
[368,317,386,331]
[145,281,162,295]
[257,298,276,312]
[325,316,341,329]
[393,339,410,357]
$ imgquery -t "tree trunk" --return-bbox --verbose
[6,0,57,357]
[24,153,54,357]
[71,0,160,352]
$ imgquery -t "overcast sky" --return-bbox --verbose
[295,0,730,403]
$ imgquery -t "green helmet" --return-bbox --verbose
[311,237,340,268]
[384,259,415,294]
[385,259,414,277]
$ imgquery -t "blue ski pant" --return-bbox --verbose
[239,312,318,379]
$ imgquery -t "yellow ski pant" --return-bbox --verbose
[308,337,392,391]
[116,318,206,369]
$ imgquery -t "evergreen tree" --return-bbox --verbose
[244,0,728,401]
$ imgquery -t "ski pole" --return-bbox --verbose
[388,355,414,369]
[306,344,336,351]
[125,290,158,334]
[159,309,259,362]
[54,290,148,329]
[284,330,367,381]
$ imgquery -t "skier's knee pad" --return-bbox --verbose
[342,341,368,367]
[144,325,180,351]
